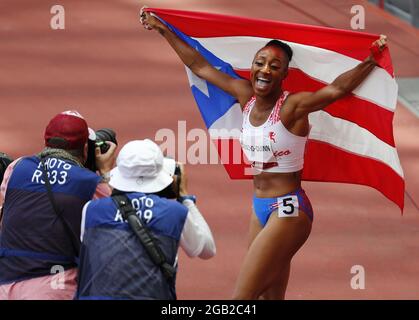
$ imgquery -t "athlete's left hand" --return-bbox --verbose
[368,34,388,65]
[373,34,387,52]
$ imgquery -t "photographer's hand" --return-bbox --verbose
[95,142,117,176]
[177,163,188,197]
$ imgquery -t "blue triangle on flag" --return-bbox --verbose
[167,22,243,128]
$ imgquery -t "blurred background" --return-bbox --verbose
[369,0,419,27]
[0,0,418,299]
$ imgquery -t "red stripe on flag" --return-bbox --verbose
[215,138,252,180]
[147,7,394,76]
[235,69,395,147]
[303,140,404,211]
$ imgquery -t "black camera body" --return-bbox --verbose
[85,128,117,172]
[95,128,117,154]
[0,152,13,186]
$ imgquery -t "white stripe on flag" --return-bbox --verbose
[308,111,404,177]
[193,36,398,111]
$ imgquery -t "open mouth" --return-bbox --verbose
[256,77,271,88]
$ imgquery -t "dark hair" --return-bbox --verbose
[152,181,178,199]
[264,40,293,62]
[112,182,178,200]
[67,148,84,159]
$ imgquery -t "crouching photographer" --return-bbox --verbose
[76,139,216,300]
[0,110,116,300]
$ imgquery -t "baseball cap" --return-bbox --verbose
[109,139,176,193]
[44,110,89,150]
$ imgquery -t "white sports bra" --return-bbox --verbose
[240,91,309,173]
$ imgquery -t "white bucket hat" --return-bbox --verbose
[109,139,176,193]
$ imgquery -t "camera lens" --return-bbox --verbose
[95,141,110,154]
[95,128,116,143]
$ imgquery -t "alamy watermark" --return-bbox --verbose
[48,4,366,31]
[155,120,278,176]
[50,5,65,30]
[350,265,366,290]
[351,5,365,30]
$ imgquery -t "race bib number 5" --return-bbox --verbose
[277,195,299,218]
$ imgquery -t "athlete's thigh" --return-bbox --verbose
[248,209,263,248]
[264,209,312,260]
[234,210,312,298]
[260,262,290,300]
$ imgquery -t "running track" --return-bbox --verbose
[1,0,418,299]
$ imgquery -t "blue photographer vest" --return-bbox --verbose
[0,156,100,284]
[76,192,188,300]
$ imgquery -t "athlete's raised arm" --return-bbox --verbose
[284,35,388,120]
[140,7,253,107]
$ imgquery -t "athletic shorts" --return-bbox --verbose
[252,187,314,227]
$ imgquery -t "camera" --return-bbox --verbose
[174,163,182,191]
[85,128,117,172]
[0,152,13,186]
[174,163,181,178]
[95,128,117,154]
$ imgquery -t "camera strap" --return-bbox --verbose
[40,157,80,260]
[111,193,176,282]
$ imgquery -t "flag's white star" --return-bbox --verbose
[185,66,209,97]
[185,65,222,98]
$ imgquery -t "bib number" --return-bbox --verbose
[277,195,299,218]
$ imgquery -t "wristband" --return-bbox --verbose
[101,171,111,183]
[369,44,393,76]
[178,195,197,204]
[369,43,382,65]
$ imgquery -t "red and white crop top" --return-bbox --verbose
[240,91,309,173]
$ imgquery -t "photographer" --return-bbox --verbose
[0,110,116,300]
[76,139,216,300]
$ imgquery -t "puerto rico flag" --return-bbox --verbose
[145,8,404,211]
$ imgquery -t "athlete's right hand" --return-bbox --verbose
[140,6,165,31]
